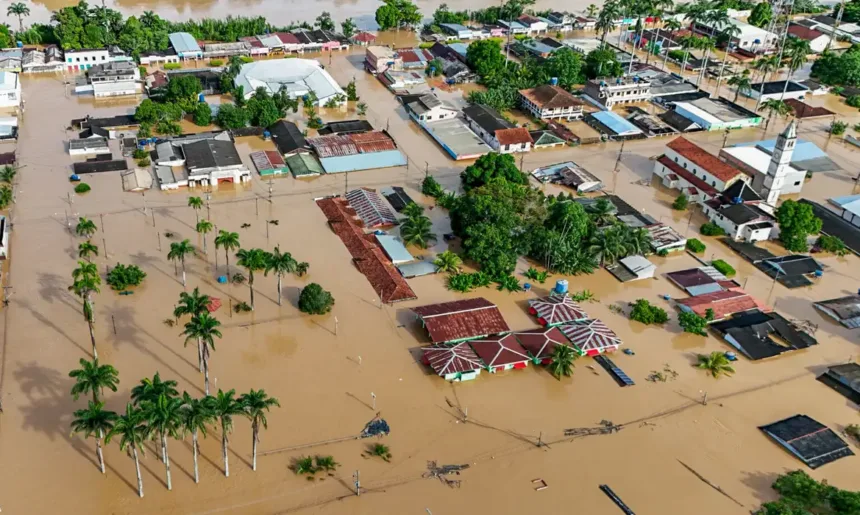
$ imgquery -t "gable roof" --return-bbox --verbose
[814,295,860,328]
[529,130,566,146]
[413,298,510,343]
[496,127,534,146]
[788,24,826,41]
[677,289,769,320]
[270,120,309,155]
[667,137,743,182]
[462,103,513,133]
[721,180,762,203]
[710,309,817,360]
[560,319,622,354]
[528,294,589,326]
[514,327,570,360]
[519,84,583,109]
[657,155,718,196]
[345,188,398,228]
[719,203,773,225]
[468,334,531,368]
[760,414,853,469]
[183,139,242,170]
[423,343,484,376]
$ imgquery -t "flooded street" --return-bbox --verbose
[2,33,860,515]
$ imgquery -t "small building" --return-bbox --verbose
[345,188,399,228]
[250,150,289,176]
[760,415,853,469]
[462,103,533,153]
[653,137,747,204]
[22,46,64,73]
[286,153,324,178]
[528,294,589,327]
[0,215,9,259]
[647,224,687,253]
[468,333,531,372]
[659,110,702,133]
[184,139,251,187]
[666,266,736,296]
[0,49,22,73]
[548,12,575,31]
[139,50,180,65]
[412,298,510,344]
[350,32,377,47]
[509,37,564,60]
[401,93,459,123]
[529,130,566,149]
[317,120,374,136]
[375,234,413,264]
[0,72,21,109]
[75,61,141,98]
[828,194,860,228]
[203,41,252,58]
[586,111,645,140]
[518,84,584,120]
[677,289,769,321]
[365,46,401,74]
[758,254,823,288]
[397,261,439,278]
[269,120,311,157]
[0,117,18,140]
[693,18,777,52]
[69,137,110,156]
[169,32,203,59]
[745,80,809,102]
[308,131,407,173]
[787,23,831,53]
[815,296,860,329]
[517,14,548,34]
[560,319,622,356]
[670,97,762,131]
[702,184,776,243]
[626,109,678,137]
[583,77,652,110]
[514,327,571,364]
[531,161,603,192]
[64,48,110,72]
[422,343,484,381]
[562,38,603,55]
[74,114,139,140]
[607,254,656,282]
[395,48,435,70]
[380,186,415,212]
[412,115,491,161]
[817,363,860,404]
[440,23,475,40]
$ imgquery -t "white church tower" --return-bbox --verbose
[754,119,797,206]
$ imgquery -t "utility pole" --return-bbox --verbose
[371,392,376,410]
[142,191,147,215]
[612,140,625,193]
[206,193,211,219]
[424,161,429,179]
[255,196,259,216]
[353,470,361,496]
[827,0,847,51]
[344,170,349,196]
[722,128,730,149]
[157,231,162,252]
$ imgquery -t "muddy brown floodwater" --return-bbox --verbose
[2,44,860,515]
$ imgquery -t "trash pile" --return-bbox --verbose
[361,417,390,438]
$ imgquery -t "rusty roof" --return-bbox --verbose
[514,327,570,360]
[496,127,534,146]
[468,333,531,368]
[519,85,584,110]
[666,137,743,182]
[308,131,397,157]
[345,188,398,227]
[352,32,377,42]
[424,342,484,376]
[413,298,510,343]
[350,131,398,153]
[528,294,589,326]
[677,290,770,320]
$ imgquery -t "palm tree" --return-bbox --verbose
[401,202,424,219]
[69,357,119,403]
[587,3,599,17]
[131,372,179,407]
[174,287,211,371]
[142,393,183,490]
[296,261,309,276]
[761,99,792,132]
[433,250,462,274]
[180,392,215,483]
[168,239,194,287]
[712,23,742,98]
[624,227,652,255]
[264,246,296,307]
[597,0,620,44]
[588,227,628,265]
[214,230,240,276]
[75,217,97,238]
[106,403,147,497]
[78,240,99,262]
[752,54,780,109]
[664,17,682,39]
[8,2,30,32]
[182,313,222,395]
[212,389,244,477]
[782,36,811,99]
[0,165,16,184]
[70,260,101,359]
[0,184,12,209]
[235,248,268,309]
[586,198,615,225]
[695,36,715,86]
[71,401,116,474]
[400,215,435,248]
[696,351,735,378]
[188,196,203,224]
[728,71,752,102]
[238,389,280,471]
[196,219,213,254]
[548,344,579,379]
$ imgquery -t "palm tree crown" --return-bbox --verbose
[180,392,216,483]
[71,400,117,474]
[236,248,268,309]
[549,344,579,379]
[265,246,297,306]
[8,2,30,32]
[168,239,194,286]
[400,214,435,249]
[69,357,119,403]
[182,313,222,394]
[214,230,240,275]
[75,217,97,238]
[141,393,183,490]
[188,196,203,223]
[173,287,211,319]
[0,165,16,184]
[696,351,735,378]
[131,372,179,406]
[433,250,462,274]
[78,240,99,261]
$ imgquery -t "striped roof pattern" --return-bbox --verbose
[423,342,484,376]
[559,319,622,353]
[468,333,530,368]
[513,327,570,360]
[345,188,398,228]
[528,294,589,326]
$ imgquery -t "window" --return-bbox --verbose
[712,181,716,187]
[101,56,106,60]
[674,156,678,163]
[794,181,801,186]
[76,58,80,62]
[84,57,88,61]
[683,162,687,169]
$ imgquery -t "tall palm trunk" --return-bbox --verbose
[161,433,172,490]
[197,337,203,372]
[276,274,282,306]
[698,48,711,86]
[225,251,230,277]
[713,48,730,99]
[630,19,646,75]
[133,446,144,497]
[96,430,106,473]
[192,429,200,483]
[221,419,230,477]
[203,346,210,395]
[85,296,98,360]
[202,235,207,254]
[248,272,255,309]
[181,259,187,287]
[252,421,258,471]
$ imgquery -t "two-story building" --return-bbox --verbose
[547,12,574,31]
[583,77,652,110]
[463,103,533,153]
[75,61,141,98]
[518,15,548,34]
[65,48,110,72]
[0,72,21,110]
[518,84,584,120]
[652,137,748,204]
[401,93,459,122]
[702,181,776,242]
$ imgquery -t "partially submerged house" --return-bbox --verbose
[518,84,584,120]
[462,104,533,154]
[69,137,110,156]
[758,254,823,288]
[412,298,510,344]
[666,266,736,296]
[560,319,622,356]
[710,310,818,360]
[380,186,415,212]
[514,327,571,364]
[653,136,747,204]
[422,343,484,382]
[468,333,531,372]
[269,120,311,157]
[345,188,399,228]
[677,289,769,321]
[307,131,407,173]
[647,224,687,253]
[152,131,251,189]
[250,150,289,176]
[74,61,141,98]
[528,294,589,327]
[814,296,860,329]
[607,255,656,283]
[702,181,776,243]
[818,363,860,404]
[531,161,602,192]
[760,415,853,469]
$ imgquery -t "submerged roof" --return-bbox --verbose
[468,333,531,368]
[559,319,622,353]
[269,120,309,155]
[677,289,769,320]
[760,415,854,469]
[514,327,570,361]
[668,137,743,182]
[710,310,818,360]
[345,188,398,228]
[528,294,589,326]
[424,342,484,376]
[413,298,510,344]
[815,296,860,329]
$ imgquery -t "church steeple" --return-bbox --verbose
[753,119,797,205]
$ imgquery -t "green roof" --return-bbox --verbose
[286,153,324,177]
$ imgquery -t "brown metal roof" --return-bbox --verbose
[519,85,583,110]
[468,333,530,368]
[677,290,770,320]
[308,131,397,157]
[514,327,570,360]
[413,298,510,343]
[495,127,534,146]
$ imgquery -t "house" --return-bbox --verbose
[65,48,110,72]
[397,261,439,278]
[422,343,484,381]
[145,71,168,92]
[169,32,203,59]
[234,59,345,105]
[310,30,350,51]
[547,12,574,31]
[365,46,401,73]
[167,68,221,95]
[468,334,531,372]
[815,296,860,329]
[0,49,22,72]
[583,77,652,110]
[529,130,566,149]
[670,96,762,131]
[429,42,468,64]
[629,66,697,100]
[667,266,737,296]
[203,41,252,58]
[760,415,853,468]
[693,18,777,52]
[74,114,139,139]
[514,327,571,364]
[745,80,809,102]
[0,72,21,109]
[286,153,324,178]
[440,23,475,40]
[653,137,747,204]
[497,20,530,34]
[183,139,250,187]
[139,50,180,65]
[677,289,770,321]
[380,186,415,212]
[379,69,427,92]
[585,111,645,140]
[345,188,399,228]
[573,15,598,30]
[757,254,823,288]
[626,109,679,137]
[307,131,407,173]
[562,38,602,55]
[818,363,860,403]
[804,15,860,43]
[269,120,310,157]
[519,84,584,120]
[647,224,687,253]
[560,319,622,356]
[69,137,110,156]
[518,14,548,34]
[400,93,459,122]
[702,181,776,243]
[250,150,289,176]
[531,161,603,192]
[659,110,702,133]
[74,61,141,98]
[801,199,860,256]
[318,120,374,136]
[528,294,589,327]
[350,32,377,47]
[395,48,435,70]
[510,37,564,60]
[462,104,533,153]
[788,23,830,53]
[607,255,657,282]
[828,194,860,228]
[22,46,64,73]
[412,298,510,344]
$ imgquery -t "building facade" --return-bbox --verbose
[752,120,799,205]
[65,48,109,71]
[583,77,652,110]
[519,84,584,120]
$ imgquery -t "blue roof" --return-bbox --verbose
[318,150,407,173]
[448,43,468,57]
[169,32,202,55]
[591,111,642,136]
[375,235,414,264]
[735,138,826,162]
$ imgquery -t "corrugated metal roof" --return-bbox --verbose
[413,298,510,344]
[424,343,484,376]
[375,234,413,264]
[345,188,398,227]
[560,319,622,354]
[169,32,202,54]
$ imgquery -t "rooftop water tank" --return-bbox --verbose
[555,279,569,294]
[550,77,559,86]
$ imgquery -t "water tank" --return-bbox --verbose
[15,41,22,48]
[550,77,559,86]
[263,130,271,140]
[814,270,823,278]
[555,279,569,294]
[198,93,205,102]
[732,196,743,204]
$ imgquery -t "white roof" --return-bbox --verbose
[234,59,345,103]
[562,38,602,53]
[726,18,776,39]
[829,194,860,216]
[0,72,17,91]
[721,146,802,175]
[620,255,656,275]
[674,101,723,125]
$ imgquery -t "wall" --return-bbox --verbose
[664,148,732,192]
[319,150,407,173]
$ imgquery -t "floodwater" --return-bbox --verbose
[3,42,860,515]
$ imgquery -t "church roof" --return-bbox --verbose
[781,119,797,140]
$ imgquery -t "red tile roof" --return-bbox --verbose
[514,327,570,361]
[788,25,824,41]
[666,137,743,182]
[413,298,510,343]
[468,333,531,368]
[276,32,300,45]
[423,343,484,377]
[519,85,584,110]
[496,127,534,146]
[352,31,377,43]
[657,155,718,197]
[528,294,589,326]
[677,290,770,320]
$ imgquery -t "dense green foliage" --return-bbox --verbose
[74,183,91,194]
[193,102,212,126]
[585,47,623,79]
[697,351,735,378]
[831,120,848,135]
[672,193,688,210]
[811,46,860,87]
[422,175,444,198]
[686,238,706,253]
[679,311,709,336]
[757,470,860,514]
[461,153,527,191]
[629,299,669,325]
[710,259,736,277]
[817,234,848,256]
[298,283,334,315]
[106,264,147,291]
[776,200,822,252]
[748,2,773,27]
[700,222,726,236]
[214,103,249,129]
[375,0,423,30]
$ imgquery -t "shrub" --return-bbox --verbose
[370,443,392,462]
[164,62,182,70]
[437,192,457,210]
[234,301,252,312]
[700,222,726,236]
[678,311,709,336]
[847,95,860,108]
[830,120,848,135]
[138,65,147,77]
[855,123,860,132]
[496,275,522,292]
[106,264,147,291]
[817,234,848,255]
[307,117,323,129]
[657,249,669,257]
[570,289,595,302]
[847,424,860,443]
[686,238,706,253]
[208,59,223,67]
[672,193,689,210]
[524,267,549,283]
[74,183,91,194]
[137,157,151,167]
[422,175,444,198]
[711,259,736,277]
[447,273,474,292]
[298,283,335,314]
[629,299,669,325]
[239,56,254,63]
[132,148,148,160]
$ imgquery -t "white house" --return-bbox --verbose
[0,72,21,110]
[788,23,831,53]
[69,137,110,156]
[401,93,459,122]
[694,18,777,52]
[74,61,141,98]
[65,48,110,72]
[519,84,584,120]
[463,103,533,153]
[518,15,548,34]
[653,136,747,204]
[702,182,776,243]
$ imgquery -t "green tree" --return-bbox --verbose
[315,11,335,31]
[105,403,147,497]
[461,153,526,190]
[422,175,444,197]
[182,313,222,395]
[548,344,578,379]
[817,234,848,256]
[585,47,623,79]
[69,357,119,403]
[8,2,30,32]
[678,311,709,336]
[586,3,599,17]
[69,260,101,359]
[215,103,249,129]
[214,230,240,276]
[168,239,194,287]
[672,193,689,210]
[0,184,11,208]
[179,392,215,483]
[142,393,183,490]
[71,401,117,474]
[341,18,357,38]
[298,283,334,314]
[585,197,615,225]
[588,226,628,265]
[344,78,358,101]
[174,287,211,372]
[728,71,753,102]
[193,102,211,126]
[400,214,435,248]
[761,99,792,132]
[696,351,735,378]
[466,38,506,79]
[130,373,179,406]
[543,47,584,88]
[247,90,281,127]
[356,101,368,116]
[212,389,244,477]
[78,240,99,262]
[776,200,822,252]
[433,250,462,273]
[75,216,97,238]
[166,75,202,104]
[0,165,16,184]
[265,245,297,306]
[188,196,203,224]
[629,299,669,325]
[748,2,772,27]
[238,389,281,471]
[235,248,268,309]
[196,219,213,254]
[375,0,422,30]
